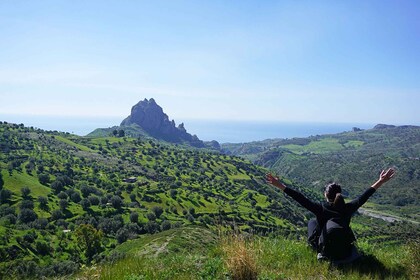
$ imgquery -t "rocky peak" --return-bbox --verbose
[121,98,205,147]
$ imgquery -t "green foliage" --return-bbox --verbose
[0,122,418,279]
[223,125,420,221]
[0,170,4,189]
[76,226,416,280]
[75,224,103,263]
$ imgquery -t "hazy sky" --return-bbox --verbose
[1,1,419,125]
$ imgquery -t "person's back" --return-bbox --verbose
[266,168,395,262]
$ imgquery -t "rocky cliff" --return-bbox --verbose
[121,98,205,147]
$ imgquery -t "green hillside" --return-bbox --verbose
[222,125,420,222]
[0,122,305,278]
[0,122,418,279]
[77,226,418,280]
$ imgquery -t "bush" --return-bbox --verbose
[110,195,123,209]
[145,221,159,234]
[21,187,31,199]
[152,206,164,218]
[130,212,139,223]
[38,196,49,210]
[70,192,81,203]
[18,208,38,223]
[20,199,34,210]
[161,220,171,231]
[0,189,12,203]
[222,234,258,280]
[35,240,51,256]
[146,212,156,221]
[116,228,129,244]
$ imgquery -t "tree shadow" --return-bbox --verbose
[333,253,408,279]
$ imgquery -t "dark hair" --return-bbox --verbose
[325,183,345,211]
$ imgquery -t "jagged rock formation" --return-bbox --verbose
[121,98,205,147]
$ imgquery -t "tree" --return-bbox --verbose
[37,196,48,210]
[57,192,68,200]
[0,189,12,203]
[75,224,103,263]
[110,195,123,209]
[21,187,31,199]
[88,195,99,206]
[38,173,50,185]
[130,211,139,223]
[170,189,177,198]
[118,129,125,137]
[20,200,34,210]
[80,198,91,211]
[112,129,118,136]
[152,206,163,218]
[35,240,51,256]
[59,199,68,211]
[0,171,4,190]
[70,192,81,203]
[18,208,38,223]
[144,221,159,234]
[146,211,157,221]
[51,209,63,220]
[51,180,65,194]
[161,220,171,231]
[116,227,129,244]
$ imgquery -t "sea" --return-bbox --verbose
[0,114,374,144]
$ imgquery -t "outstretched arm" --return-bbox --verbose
[266,173,322,215]
[266,173,287,191]
[371,168,395,190]
[348,168,396,212]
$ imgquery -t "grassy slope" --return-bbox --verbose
[1,123,418,279]
[77,226,418,280]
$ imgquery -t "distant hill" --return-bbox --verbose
[222,124,420,221]
[88,98,220,149]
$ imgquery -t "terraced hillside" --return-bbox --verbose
[222,125,420,221]
[1,122,418,279]
[0,121,309,278]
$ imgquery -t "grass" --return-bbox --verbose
[281,138,344,155]
[75,226,416,280]
[55,136,94,152]
[2,169,50,198]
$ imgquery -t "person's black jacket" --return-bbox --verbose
[284,186,375,227]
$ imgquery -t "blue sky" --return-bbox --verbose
[0,1,419,125]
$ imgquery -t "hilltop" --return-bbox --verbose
[88,98,220,149]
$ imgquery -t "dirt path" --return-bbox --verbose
[358,208,419,224]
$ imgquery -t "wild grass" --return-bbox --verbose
[221,234,258,280]
[75,227,417,280]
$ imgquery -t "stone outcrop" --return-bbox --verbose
[121,98,205,147]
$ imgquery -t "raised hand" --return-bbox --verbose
[372,168,395,190]
[379,168,395,183]
[266,173,286,191]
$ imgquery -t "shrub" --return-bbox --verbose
[116,227,129,244]
[38,196,49,210]
[161,220,171,231]
[18,208,38,223]
[222,234,258,280]
[152,206,163,218]
[130,212,139,223]
[20,199,34,210]
[146,212,156,221]
[21,187,31,199]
